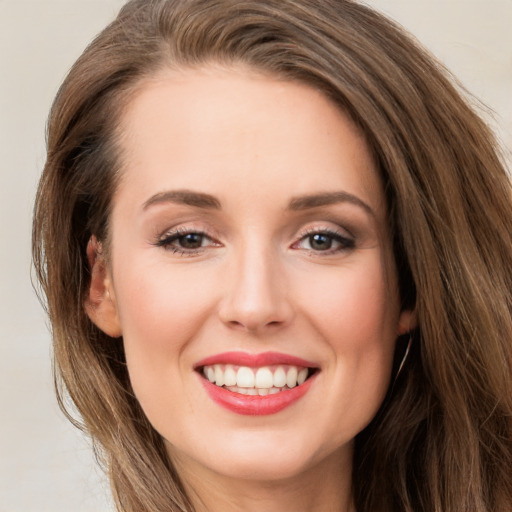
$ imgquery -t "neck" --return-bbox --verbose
[173,447,356,512]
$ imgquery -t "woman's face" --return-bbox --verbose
[91,66,412,484]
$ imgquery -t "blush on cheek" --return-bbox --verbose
[300,268,394,342]
[116,260,214,342]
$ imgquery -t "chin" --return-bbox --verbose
[210,449,317,482]
[167,426,347,483]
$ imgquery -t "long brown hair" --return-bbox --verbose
[32,1,512,510]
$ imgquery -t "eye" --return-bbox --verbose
[156,229,219,255]
[174,232,207,249]
[307,233,336,251]
[293,229,355,253]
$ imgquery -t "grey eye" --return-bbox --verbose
[308,233,334,251]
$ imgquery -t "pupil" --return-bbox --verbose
[180,233,203,249]
[310,234,332,250]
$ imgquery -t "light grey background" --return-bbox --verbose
[1,1,510,511]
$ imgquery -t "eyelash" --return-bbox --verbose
[155,227,355,256]
[292,227,355,255]
[155,227,218,256]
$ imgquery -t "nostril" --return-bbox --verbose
[224,318,283,333]
[226,320,248,331]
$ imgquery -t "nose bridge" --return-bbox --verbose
[219,236,291,332]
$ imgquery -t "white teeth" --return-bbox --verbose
[214,365,224,386]
[286,366,298,388]
[237,366,255,388]
[226,386,287,395]
[298,368,308,385]
[273,366,287,388]
[223,366,237,386]
[202,363,312,391]
[255,367,273,388]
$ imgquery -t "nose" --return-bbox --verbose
[218,244,294,334]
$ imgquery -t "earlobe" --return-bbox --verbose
[397,308,417,336]
[84,236,122,338]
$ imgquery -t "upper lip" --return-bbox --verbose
[194,351,319,369]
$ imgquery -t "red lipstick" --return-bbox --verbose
[195,351,318,369]
[195,351,319,416]
[199,375,316,415]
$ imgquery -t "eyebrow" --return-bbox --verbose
[142,189,374,216]
[288,191,375,217]
[143,190,221,210]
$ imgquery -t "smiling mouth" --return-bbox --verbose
[199,364,316,396]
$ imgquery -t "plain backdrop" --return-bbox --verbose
[1,1,510,511]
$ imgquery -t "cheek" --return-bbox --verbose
[111,258,219,405]
[294,258,399,423]
[114,259,214,348]
[296,259,399,351]
[110,259,221,433]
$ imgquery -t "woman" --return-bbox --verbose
[32,0,512,511]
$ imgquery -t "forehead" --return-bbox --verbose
[114,65,384,216]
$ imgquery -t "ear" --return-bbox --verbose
[397,308,417,336]
[84,236,122,338]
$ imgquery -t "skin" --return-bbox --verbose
[86,65,414,512]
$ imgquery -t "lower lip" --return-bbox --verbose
[199,373,317,415]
